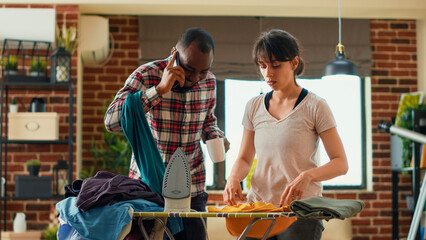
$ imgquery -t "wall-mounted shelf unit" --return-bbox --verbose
[0,81,74,231]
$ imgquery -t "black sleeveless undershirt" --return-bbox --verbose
[264,88,308,111]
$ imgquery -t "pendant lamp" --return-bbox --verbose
[323,0,357,76]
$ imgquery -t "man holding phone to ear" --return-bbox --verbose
[105,27,229,240]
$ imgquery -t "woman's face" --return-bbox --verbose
[258,55,299,90]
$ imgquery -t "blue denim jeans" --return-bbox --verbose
[245,218,324,240]
[172,192,209,240]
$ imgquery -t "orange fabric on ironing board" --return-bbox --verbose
[208,202,296,238]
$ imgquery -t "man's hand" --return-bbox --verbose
[156,51,185,95]
[224,137,231,153]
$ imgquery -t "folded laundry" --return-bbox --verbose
[290,196,365,220]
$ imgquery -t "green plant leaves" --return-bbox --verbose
[396,104,426,167]
[83,127,131,178]
[2,55,18,70]
[56,24,78,55]
[30,57,47,72]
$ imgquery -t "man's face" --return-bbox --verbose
[176,43,214,88]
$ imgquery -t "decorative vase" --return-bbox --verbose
[13,212,26,233]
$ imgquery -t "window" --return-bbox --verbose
[205,76,367,190]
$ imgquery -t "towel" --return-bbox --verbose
[289,196,365,220]
[121,91,165,195]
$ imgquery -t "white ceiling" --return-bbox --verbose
[5,0,426,19]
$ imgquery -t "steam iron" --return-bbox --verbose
[162,147,191,212]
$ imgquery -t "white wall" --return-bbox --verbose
[0,8,55,43]
[3,0,426,19]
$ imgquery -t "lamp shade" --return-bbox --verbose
[323,49,357,76]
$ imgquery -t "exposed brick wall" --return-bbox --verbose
[0,4,78,231]
[362,19,417,240]
[81,16,139,170]
[0,8,419,239]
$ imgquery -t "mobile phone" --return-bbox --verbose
[173,51,181,67]
[173,51,182,88]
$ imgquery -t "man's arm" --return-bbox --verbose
[201,78,224,142]
[104,70,161,133]
[105,54,185,133]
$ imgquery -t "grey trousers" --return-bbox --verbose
[245,218,324,240]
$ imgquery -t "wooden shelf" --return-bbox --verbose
[1,139,70,144]
[0,81,71,91]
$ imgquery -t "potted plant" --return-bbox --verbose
[2,55,18,75]
[9,97,18,113]
[26,159,41,176]
[29,57,47,76]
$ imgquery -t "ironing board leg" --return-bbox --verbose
[237,217,276,240]
[153,217,174,240]
[137,217,150,239]
[260,218,276,240]
[137,217,175,240]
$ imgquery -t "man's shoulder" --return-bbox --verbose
[136,59,168,74]
[207,71,216,80]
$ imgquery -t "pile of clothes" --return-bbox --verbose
[56,171,182,240]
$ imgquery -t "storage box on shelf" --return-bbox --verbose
[14,176,52,198]
[8,112,59,140]
[1,231,42,240]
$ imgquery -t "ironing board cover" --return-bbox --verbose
[208,202,296,238]
[121,91,165,195]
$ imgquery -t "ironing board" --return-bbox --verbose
[133,211,297,240]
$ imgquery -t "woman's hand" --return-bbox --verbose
[223,176,245,206]
[280,171,313,206]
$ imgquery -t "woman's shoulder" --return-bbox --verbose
[298,91,332,117]
[304,91,328,106]
[246,93,266,108]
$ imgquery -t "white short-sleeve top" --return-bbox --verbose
[243,91,336,207]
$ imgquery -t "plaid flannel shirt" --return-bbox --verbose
[104,57,224,196]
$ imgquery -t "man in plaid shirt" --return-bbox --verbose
[104,28,228,240]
